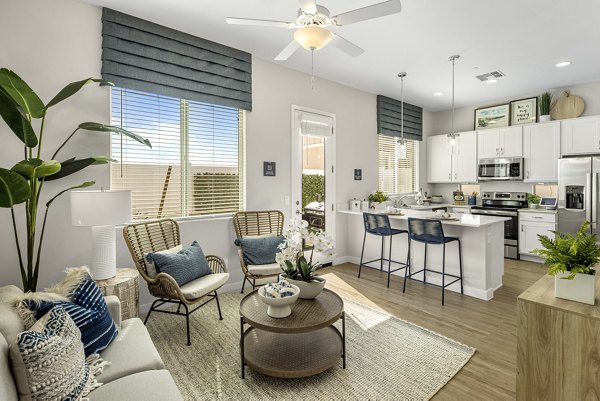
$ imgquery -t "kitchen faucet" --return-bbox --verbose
[394,194,412,207]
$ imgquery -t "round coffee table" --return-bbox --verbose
[239,288,346,379]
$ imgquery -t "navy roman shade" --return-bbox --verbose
[377,95,423,141]
[101,8,252,111]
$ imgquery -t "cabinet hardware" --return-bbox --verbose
[454,172,457,179]
[448,173,451,180]
[521,224,524,232]
[500,147,504,155]
[496,147,499,155]
[532,216,543,219]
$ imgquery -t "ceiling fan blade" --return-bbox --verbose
[330,34,364,57]
[299,0,318,14]
[225,17,294,28]
[275,41,301,61]
[332,0,402,26]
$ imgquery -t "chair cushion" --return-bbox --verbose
[234,235,285,265]
[10,306,105,400]
[179,273,229,300]
[0,335,18,401]
[97,318,164,384]
[17,267,118,357]
[247,263,282,276]
[144,244,183,278]
[148,241,212,286]
[88,370,183,401]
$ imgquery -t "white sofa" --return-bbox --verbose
[0,285,183,401]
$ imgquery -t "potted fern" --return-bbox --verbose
[539,91,552,122]
[533,221,600,305]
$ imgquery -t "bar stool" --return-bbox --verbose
[358,213,409,288]
[403,217,463,305]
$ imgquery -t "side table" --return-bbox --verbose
[96,268,140,321]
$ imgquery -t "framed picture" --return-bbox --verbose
[474,103,510,129]
[263,161,276,176]
[510,97,537,125]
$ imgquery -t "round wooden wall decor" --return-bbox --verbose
[551,90,585,120]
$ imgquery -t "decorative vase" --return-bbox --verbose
[554,271,596,305]
[258,284,300,318]
[280,274,325,299]
[539,115,551,122]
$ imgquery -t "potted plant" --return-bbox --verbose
[533,221,600,305]
[539,91,553,122]
[276,219,334,299]
[0,68,151,292]
[368,190,389,210]
[527,193,541,209]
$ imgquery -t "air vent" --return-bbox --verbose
[476,70,506,82]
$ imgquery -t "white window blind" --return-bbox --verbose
[377,135,418,194]
[111,88,245,220]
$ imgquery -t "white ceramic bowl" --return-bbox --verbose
[257,284,300,318]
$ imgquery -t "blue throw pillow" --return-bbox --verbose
[25,273,118,357]
[234,235,285,265]
[148,241,212,286]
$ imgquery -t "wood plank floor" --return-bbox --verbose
[320,259,546,401]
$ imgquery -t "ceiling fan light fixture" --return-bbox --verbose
[293,25,333,50]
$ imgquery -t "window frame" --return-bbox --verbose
[377,135,420,197]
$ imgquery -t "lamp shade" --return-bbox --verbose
[293,25,333,50]
[71,190,131,227]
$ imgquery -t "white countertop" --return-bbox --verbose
[339,209,510,227]
[401,203,473,210]
[518,208,558,214]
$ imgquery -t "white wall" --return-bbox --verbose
[0,0,394,310]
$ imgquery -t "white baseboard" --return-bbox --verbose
[333,256,351,265]
[519,254,544,264]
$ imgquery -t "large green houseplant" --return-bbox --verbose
[0,68,150,292]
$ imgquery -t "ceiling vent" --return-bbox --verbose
[476,70,506,82]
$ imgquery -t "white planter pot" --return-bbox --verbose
[554,271,596,305]
[539,115,551,122]
[370,201,387,210]
[280,274,325,299]
[528,203,539,209]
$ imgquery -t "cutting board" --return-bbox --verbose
[551,91,585,120]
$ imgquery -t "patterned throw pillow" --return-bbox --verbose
[234,235,285,265]
[10,306,107,400]
[147,241,212,286]
[17,267,118,357]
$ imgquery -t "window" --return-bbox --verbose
[110,88,245,220]
[377,135,418,194]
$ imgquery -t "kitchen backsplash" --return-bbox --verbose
[427,182,557,204]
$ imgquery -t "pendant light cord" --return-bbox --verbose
[311,50,315,90]
[449,55,460,137]
[401,74,404,141]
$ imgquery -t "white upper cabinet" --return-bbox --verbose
[452,131,478,182]
[523,121,560,182]
[561,116,600,155]
[427,131,477,183]
[427,134,453,183]
[477,126,523,158]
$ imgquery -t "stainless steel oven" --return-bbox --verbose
[478,157,523,181]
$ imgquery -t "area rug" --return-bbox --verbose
[146,292,475,400]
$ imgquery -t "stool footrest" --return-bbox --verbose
[406,268,462,288]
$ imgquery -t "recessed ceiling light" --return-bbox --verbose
[433,92,443,96]
[485,79,498,84]
[555,61,572,68]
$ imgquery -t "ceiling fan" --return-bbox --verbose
[226,0,402,60]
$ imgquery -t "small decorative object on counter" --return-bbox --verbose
[538,91,553,122]
[361,199,369,211]
[430,195,444,204]
[453,191,466,205]
[468,191,478,206]
[349,198,361,211]
[533,221,600,305]
[258,280,300,318]
[415,188,424,205]
[368,190,389,210]
[527,193,541,209]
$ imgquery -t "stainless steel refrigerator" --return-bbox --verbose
[558,157,600,235]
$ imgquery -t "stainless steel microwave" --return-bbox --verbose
[477,157,523,181]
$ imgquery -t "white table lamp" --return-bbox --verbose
[71,189,132,280]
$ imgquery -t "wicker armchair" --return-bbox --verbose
[123,219,229,346]
[233,210,284,293]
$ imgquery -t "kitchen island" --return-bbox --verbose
[338,209,509,301]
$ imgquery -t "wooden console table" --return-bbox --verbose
[517,274,600,400]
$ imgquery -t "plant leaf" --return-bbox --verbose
[46,181,95,208]
[46,78,112,109]
[78,122,152,148]
[12,159,61,180]
[0,68,45,118]
[44,156,115,181]
[0,168,30,208]
[0,88,38,147]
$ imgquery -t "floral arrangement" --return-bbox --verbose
[276,219,335,282]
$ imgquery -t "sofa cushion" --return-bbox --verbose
[0,285,23,303]
[10,306,105,400]
[0,335,17,401]
[0,304,24,345]
[88,370,183,401]
[18,267,118,357]
[235,235,285,265]
[179,273,229,300]
[247,263,282,276]
[148,241,212,286]
[144,244,183,278]
[97,318,164,384]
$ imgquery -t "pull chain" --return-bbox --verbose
[311,49,315,90]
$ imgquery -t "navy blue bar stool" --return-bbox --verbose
[358,213,409,288]
[403,217,463,305]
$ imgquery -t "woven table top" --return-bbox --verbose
[240,289,344,333]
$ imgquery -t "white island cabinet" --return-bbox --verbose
[338,209,508,301]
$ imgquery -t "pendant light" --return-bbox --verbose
[447,55,460,154]
[397,72,408,160]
